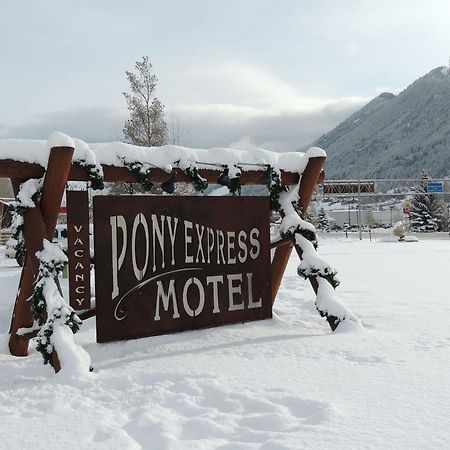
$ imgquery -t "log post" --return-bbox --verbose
[270,240,294,301]
[271,156,325,303]
[9,146,74,358]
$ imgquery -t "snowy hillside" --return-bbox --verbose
[309,67,450,179]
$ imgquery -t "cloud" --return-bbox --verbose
[229,137,259,151]
[171,96,367,151]
[1,62,370,151]
[0,107,126,143]
[161,61,371,150]
[164,61,348,116]
[0,96,367,152]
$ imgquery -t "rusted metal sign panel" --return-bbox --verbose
[66,190,91,310]
[94,196,272,343]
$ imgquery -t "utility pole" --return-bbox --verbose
[357,144,370,240]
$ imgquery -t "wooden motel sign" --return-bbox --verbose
[66,190,91,310]
[93,196,272,343]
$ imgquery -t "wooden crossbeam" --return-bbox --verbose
[77,309,96,321]
[270,237,294,250]
[0,159,300,185]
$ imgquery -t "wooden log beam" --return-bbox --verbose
[40,148,75,237]
[8,147,74,364]
[16,329,39,341]
[270,240,294,302]
[270,156,325,304]
[78,309,96,321]
[0,159,301,185]
[270,237,294,250]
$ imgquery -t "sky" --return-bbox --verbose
[1,0,449,151]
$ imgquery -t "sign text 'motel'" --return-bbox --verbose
[94,196,272,342]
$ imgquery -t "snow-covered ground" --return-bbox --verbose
[1,236,449,449]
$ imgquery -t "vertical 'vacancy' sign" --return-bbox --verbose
[94,196,272,343]
[66,190,91,310]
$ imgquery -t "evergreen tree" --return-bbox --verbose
[123,56,168,147]
[317,207,330,230]
[410,170,445,231]
[303,205,318,227]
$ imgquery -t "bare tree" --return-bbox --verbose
[123,56,168,147]
[168,111,190,146]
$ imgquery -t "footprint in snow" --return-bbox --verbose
[146,377,333,447]
[118,375,337,449]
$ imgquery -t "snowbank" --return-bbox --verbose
[1,238,450,449]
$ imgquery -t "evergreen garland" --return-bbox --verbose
[73,160,104,190]
[8,210,26,266]
[36,307,82,367]
[184,166,208,192]
[228,171,242,196]
[269,167,282,210]
[277,185,319,249]
[280,223,318,249]
[297,264,340,288]
[31,241,82,367]
[121,159,153,191]
[30,249,67,323]
[293,229,340,289]
[276,187,343,324]
[7,179,43,266]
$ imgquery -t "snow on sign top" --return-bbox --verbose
[0,132,326,175]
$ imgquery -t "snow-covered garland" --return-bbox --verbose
[31,241,85,368]
[268,166,282,210]
[120,158,153,191]
[73,159,104,190]
[7,178,43,265]
[228,170,242,196]
[277,183,359,330]
[119,158,212,194]
[182,163,241,195]
[184,166,208,192]
[114,158,245,196]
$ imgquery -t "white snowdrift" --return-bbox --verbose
[1,239,450,449]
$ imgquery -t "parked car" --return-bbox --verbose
[53,224,68,250]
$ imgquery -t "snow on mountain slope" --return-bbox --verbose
[310,67,450,179]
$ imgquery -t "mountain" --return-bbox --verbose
[309,66,450,179]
